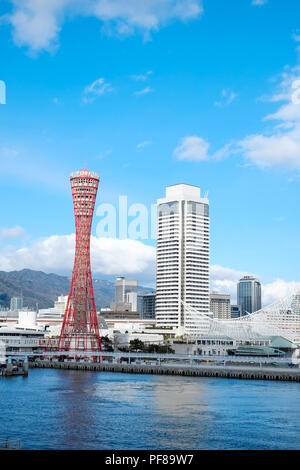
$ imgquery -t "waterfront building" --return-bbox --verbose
[231,304,242,319]
[10,297,23,311]
[237,276,261,316]
[156,184,210,332]
[0,311,45,353]
[210,292,231,320]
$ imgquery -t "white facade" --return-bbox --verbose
[38,295,68,318]
[210,292,231,320]
[0,310,45,353]
[156,184,210,333]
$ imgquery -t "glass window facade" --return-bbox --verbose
[237,276,261,316]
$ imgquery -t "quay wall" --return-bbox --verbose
[30,361,300,382]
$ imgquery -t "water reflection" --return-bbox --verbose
[1,370,300,450]
[152,377,209,417]
[53,370,100,449]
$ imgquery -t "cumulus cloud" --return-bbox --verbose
[5,0,203,53]
[236,66,300,170]
[0,233,298,306]
[0,234,156,282]
[210,264,251,302]
[173,136,232,162]
[174,136,210,161]
[0,226,26,239]
[210,264,300,307]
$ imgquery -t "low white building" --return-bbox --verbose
[38,295,68,318]
[0,311,46,353]
[114,331,164,349]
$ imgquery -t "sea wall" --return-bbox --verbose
[30,361,300,382]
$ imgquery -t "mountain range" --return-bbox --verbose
[0,269,153,310]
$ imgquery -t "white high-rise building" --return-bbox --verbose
[156,184,210,333]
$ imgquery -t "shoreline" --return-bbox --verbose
[30,361,300,382]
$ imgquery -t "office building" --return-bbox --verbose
[137,293,156,319]
[210,292,231,320]
[156,184,210,332]
[237,276,261,316]
[231,304,242,319]
[110,277,138,311]
[10,297,23,311]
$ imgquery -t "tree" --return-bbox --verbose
[130,339,145,351]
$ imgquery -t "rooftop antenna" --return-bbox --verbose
[204,190,209,199]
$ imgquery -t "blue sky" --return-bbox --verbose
[1,0,300,303]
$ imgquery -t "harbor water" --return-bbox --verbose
[1,368,300,450]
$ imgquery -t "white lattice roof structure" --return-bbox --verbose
[183,290,300,344]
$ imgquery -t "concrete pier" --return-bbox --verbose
[0,359,28,377]
[30,361,300,382]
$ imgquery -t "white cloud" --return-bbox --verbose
[237,128,300,169]
[0,226,26,239]
[210,265,251,302]
[83,77,113,103]
[262,279,300,306]
[133,87,153,96]
[210,264,300,307]
[0,234,156,282]
[137,140,152,150]
[174,136,209,161]
[252,0,268,6]
[132,71,153,81]
[0,233,298,307]
[6,0,203,53]
[214,89,238,107]
[173,136,232,162]
[236,65,300,170]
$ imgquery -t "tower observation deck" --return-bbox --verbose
[58,170,102,352]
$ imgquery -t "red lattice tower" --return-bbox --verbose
[58,170,102,353]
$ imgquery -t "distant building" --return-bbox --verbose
[10,297,23,311]
[38,295,68,318]
[210,293,231,320]
[231,304,242,319]
[291,294,300,315]
[155,184,210,332]
[110,277,138,312]
[137,293,156,319]
[237,276,261,316]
